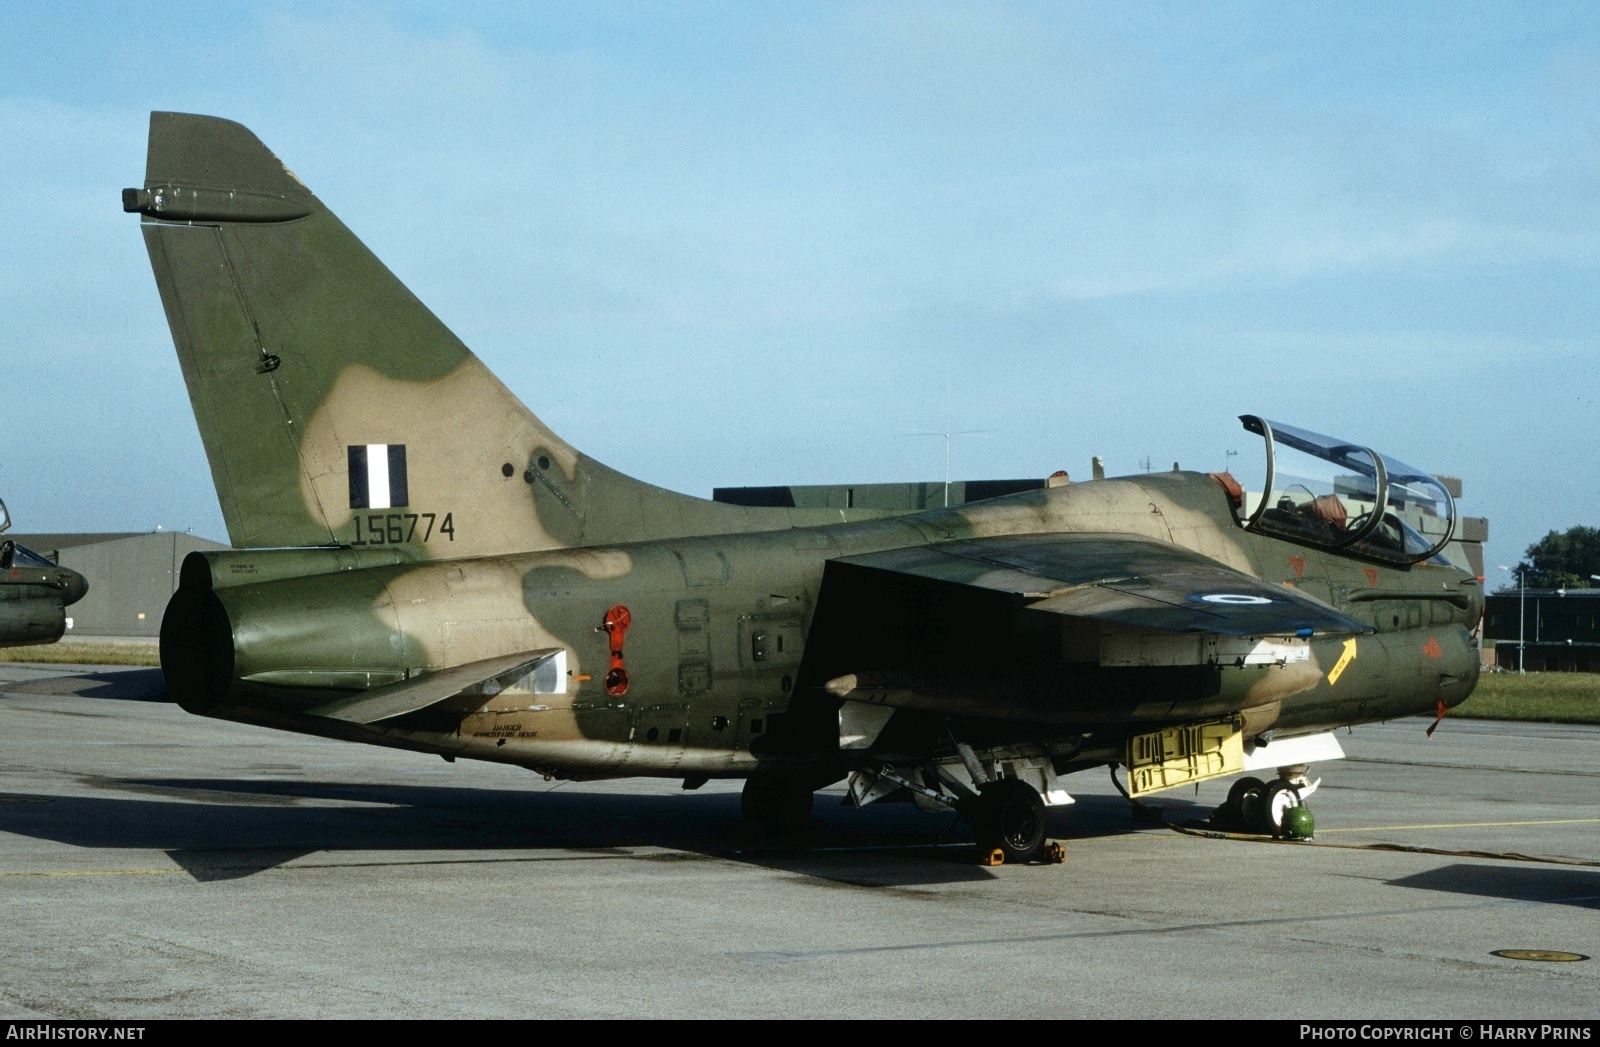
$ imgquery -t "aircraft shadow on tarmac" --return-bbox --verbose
[0,775,1185,887]
[1388,863,1600,910]
[4,668,170,702]
[4,669,1210,885]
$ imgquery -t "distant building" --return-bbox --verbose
[6,531,229,638]
[1482,588,1600,673]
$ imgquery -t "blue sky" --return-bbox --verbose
[3,2,1597,582]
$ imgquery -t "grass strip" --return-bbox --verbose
[1454,670,1600,725]
[0,640,160,666]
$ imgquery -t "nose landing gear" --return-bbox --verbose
[1212,767,1317,839]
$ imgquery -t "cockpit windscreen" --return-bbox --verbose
[1237,416,1456,566]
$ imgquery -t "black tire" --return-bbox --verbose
[1216,776,1266,831]
[740,775,814,833]
[1256,779,1302,835]
[971,779,1047,864]
[1226,776,1266,808]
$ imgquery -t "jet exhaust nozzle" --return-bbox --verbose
[159,577,236,714]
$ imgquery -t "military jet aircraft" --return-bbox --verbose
[125,112,1483,863]
[0,500,89,647]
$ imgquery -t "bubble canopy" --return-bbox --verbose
[1236,416,1456,566]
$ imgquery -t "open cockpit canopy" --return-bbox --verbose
[1236,416,1455,566]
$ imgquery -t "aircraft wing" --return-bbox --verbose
[834,533,1372,637]
[305,650,561,724]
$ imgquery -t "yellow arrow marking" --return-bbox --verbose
[1327,637,1358,685]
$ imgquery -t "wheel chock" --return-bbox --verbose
[1042,842,1066,864]
[980,848,1006,866]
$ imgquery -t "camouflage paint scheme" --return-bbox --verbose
[128,113,1482,857]
[0,501,89,648]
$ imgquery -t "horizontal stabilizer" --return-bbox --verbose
[305,649,561,724]
[838,534,1373,637]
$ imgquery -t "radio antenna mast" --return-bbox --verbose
[907,429,998,506]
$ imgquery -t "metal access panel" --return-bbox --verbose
[1126,720,1244,797]
[737,615,804,670]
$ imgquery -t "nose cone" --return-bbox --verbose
[58,567,88,606]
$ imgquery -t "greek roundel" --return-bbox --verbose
[348,444,409,509]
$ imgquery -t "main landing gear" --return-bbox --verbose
[1212,766,1317,840]
[847,742,1070,865]
[969,778,1065,866]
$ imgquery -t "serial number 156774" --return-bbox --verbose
[350,512,455,546]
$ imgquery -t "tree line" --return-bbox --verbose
[1506,525,1600,590]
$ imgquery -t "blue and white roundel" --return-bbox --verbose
[1196,593,1275,605]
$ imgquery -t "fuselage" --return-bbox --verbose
[160,470,1482,780]
[0,542,89,648]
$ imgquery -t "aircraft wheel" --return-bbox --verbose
[740,775,814,833]
[971,779,1047,864]
[1216,776,1266,831]
[1258,779,1303,835]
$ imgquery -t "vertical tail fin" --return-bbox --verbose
[128,112,798,556]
